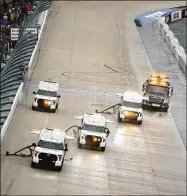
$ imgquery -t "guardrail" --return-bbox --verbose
[157,7,187,74]
[1,0,52,142]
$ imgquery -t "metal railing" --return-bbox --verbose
[0,0,52,129]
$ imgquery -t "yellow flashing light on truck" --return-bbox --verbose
[147,73,170,86]
[142,73,173,112]
[150,73,169,79]
[149,80,168,87]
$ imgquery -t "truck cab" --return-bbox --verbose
[32,80,61,113]
[142,73,173,112]
[117,91,143,124]
[75,113,113,152]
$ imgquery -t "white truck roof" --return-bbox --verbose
[39,128,65,143]
[83,113,106,127]
[122,91,142,103]
[38,80,59,92]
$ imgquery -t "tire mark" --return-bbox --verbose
[5,179,15,195]
[61,72,129,87]
[103,64,118,73]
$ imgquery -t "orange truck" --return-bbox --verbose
[142,73,173,112]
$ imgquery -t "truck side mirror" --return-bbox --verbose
[58,95,61,98]
[169,87,173,96]
[105,128,110,137]
[33,91,36,94]
[142,84,146,92]
[171,87,173,94]
[64,143,68,151]
[32,143,36,147]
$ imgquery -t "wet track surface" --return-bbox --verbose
[1,1,186,195]
[169,18,187,52]
[137,20,186,148]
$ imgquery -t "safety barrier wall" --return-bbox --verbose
[27,9,49,80]
[1,83,24,141]
[1,0,52,142]
[157,7,187,74]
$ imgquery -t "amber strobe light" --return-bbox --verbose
[126,111,136,118]
[148,73,170,87]
[44,100,52,106]
[92,137,101,142]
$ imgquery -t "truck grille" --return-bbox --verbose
[38,153,57,162]
[85,135,102,146]
[149,97,163,104]
[126,111,139,119]
[37,99,50,108]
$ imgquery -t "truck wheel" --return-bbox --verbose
[101,147,106,152]
[78,142,82,149]
[56,165,62,172]
[32,106,35,110]
[51,109,56,113]
[163,108,168,112]
[138,120,142,125]
[31,161,36,168]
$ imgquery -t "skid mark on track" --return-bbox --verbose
[103,64,133,74]
[60,64,134,86]
[103,64,118,73]
[5,179,15,195]
[61,72,129,86]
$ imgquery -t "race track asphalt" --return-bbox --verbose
[1,1,186,195]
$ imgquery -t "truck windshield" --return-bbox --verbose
[147,85,168,95]
[37,89,57,97]
[82,124,105,133]
[122,101,142,108]
[37,140,63,150]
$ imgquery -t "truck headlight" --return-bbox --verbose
[81,134,86,139]
[58,155,62,161]
[44,100,52,106]
[124,111,129,116]
[163,98,169,104]
[92,137,101,142]
[34,151,39,157]
[48,100,52,105]
[142,96,149,102]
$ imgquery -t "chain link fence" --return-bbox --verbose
[0,0,52,130]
